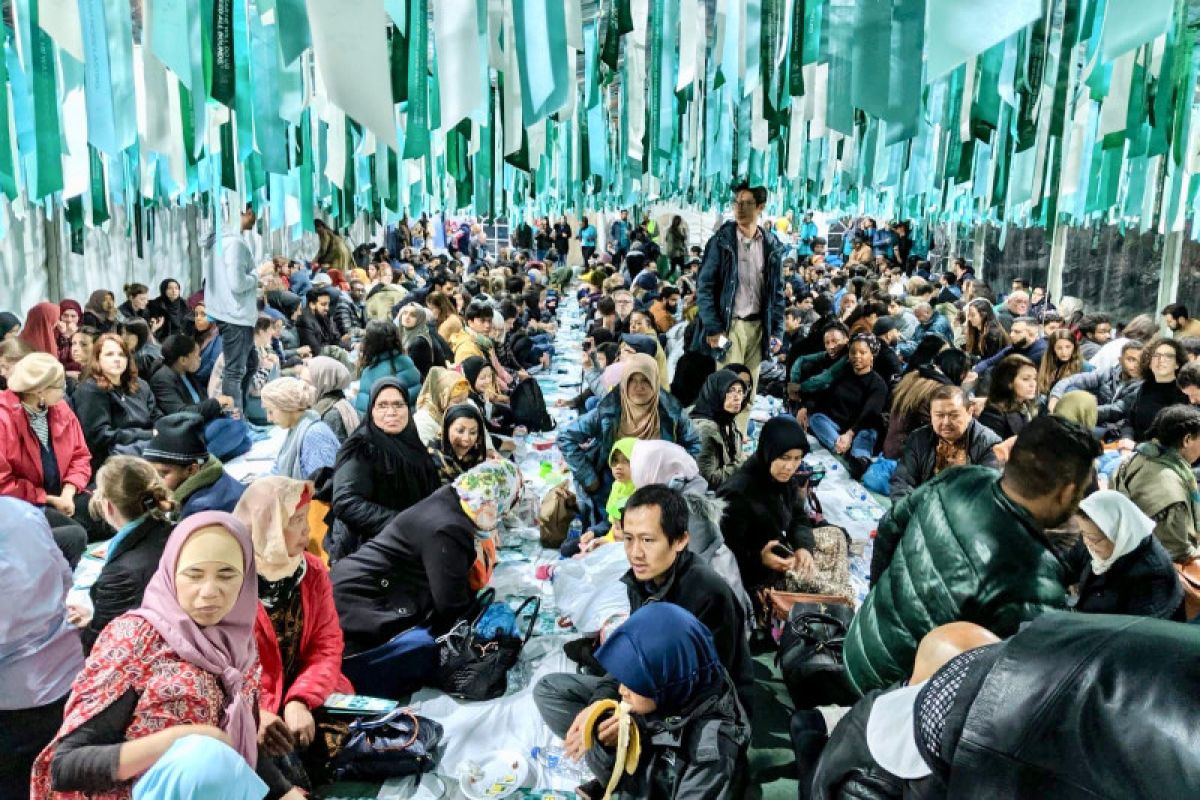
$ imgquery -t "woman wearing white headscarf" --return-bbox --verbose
[302,356,360,442]
[1068,490,1184,620]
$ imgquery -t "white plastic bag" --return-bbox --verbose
[551,544,631,634]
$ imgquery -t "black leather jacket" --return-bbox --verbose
[889,421,1001,501]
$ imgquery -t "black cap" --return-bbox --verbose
[872,316,899,337]
[143,413,208,466]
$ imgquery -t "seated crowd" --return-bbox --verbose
[1,196,1198,800]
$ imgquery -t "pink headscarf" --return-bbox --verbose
[19,302,60,355]
[629,440,701,487]
[130,511,260,766]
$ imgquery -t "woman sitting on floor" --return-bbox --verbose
[331,461,521,665]
[977,354,1039,441]
[73,333,163,471]
[235,477,353,790]
[413,366,473,446]
[719,416,852,622]
[428,402,491,484]
[260,378,340,482]
[689,370,749,489]
[302,356,360,443]
[325,379,440,562]
[75,456,175,654]
[31,512,305,799]
[355,319,422,412]
[0,353,95,564]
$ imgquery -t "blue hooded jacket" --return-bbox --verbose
[595,603,724,714]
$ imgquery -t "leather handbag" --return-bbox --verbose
[776,597,858,709]
[437,596,541,701]
[538,483,578,548]
[765,588,854,624]
[330,706,444,781]
[1176,559,1200,621]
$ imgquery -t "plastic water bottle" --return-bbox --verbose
[531,745,587,786]
[567,519,583,543]
[513,425,529,461]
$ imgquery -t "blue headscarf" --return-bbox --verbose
[595,603,724,714]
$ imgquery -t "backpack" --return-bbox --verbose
[509,378,556,432]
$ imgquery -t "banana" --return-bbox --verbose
[579,699,641,799]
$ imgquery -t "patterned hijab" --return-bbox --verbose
[453,459,522,538]
[130,511,260,766]
[617,353,662,441]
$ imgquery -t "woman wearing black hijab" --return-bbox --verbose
[461,354,515,438]
[428,403,489,484]
[147,278,190,339]
[717,416,817,605]
[690,370,749,489]
[325,378,440,562]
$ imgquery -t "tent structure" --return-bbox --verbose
[1,0,1199,312]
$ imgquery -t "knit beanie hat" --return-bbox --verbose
[8,353,65,393]
[144,413,209,465]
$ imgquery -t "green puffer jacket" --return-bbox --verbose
[844,466,1070,695]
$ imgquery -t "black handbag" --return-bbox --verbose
[330,706,444,781]
[436,595,541,701]
[777,600,858,709]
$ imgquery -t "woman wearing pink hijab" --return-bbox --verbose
[31,512,304,800]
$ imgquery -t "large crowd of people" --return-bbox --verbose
[2,192,1198,800]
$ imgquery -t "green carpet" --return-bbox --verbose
[746,649,800,800]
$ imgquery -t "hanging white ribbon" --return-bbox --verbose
[433,0,485,130]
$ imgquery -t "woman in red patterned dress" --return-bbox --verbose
[30,512,304,800]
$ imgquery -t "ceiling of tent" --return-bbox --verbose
[1,0,1200,246]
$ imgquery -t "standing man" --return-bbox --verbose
[692,183,786,429]
[609,210,632,269]
[207,204,260,413]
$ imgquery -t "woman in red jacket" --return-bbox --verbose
[234,475,352,787]
[0,353,95,565]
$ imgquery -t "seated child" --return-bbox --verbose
[562,438,637,557]
[563,602,750,800]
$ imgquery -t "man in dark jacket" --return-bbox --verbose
[845,416,1101,694]
[890,386,1001,501]
[691,183,787,426]
[871,317,904,387]
[968,316,1046,381]
[815,615,1200,799]
[295,287,345,356]
[534,487,754,769]
[142,413,245,518]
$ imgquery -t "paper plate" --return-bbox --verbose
[457,749,530,799]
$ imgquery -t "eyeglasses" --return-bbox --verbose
[375,402,407,411]
[1151,352,1178,362]
[732,200,759,209]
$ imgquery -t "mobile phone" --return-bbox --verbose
[771,542,795,559]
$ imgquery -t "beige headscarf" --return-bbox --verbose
[617,353,661,440]
[417,366,471,425]
[260,377,317,413]
[233,476,310,582]
[305,356,361,435]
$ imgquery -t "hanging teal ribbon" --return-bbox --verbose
[402,0,429,160]
[89,146,109,225]
[512,0,570,125]
[17,0,64,198]
[276,0,312,65]
[249,5,289,175]
[0,28,16,199]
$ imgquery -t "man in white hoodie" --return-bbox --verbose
[206,204,260,412]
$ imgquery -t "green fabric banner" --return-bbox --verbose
[402,0,429,160]
[211,0,235,106]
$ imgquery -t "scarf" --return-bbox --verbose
[18,302,60,355]
[21,402,50,449]
[1053,391,1098,431]
[130,512,259,767]
[629,439,702,487]
[276,411,320,480]
[337,378,439,486]
[433,403,489,478]
[84,290,116,323]
[751,416,810,496]
[1078,490,1156,575]
[105,514,148,564]
[690,370,747,458]
[1134,440,1200,533]
[933,434,969,475]
[417,366,471,426]
[453,459,521,539]
[234,476,311,582]
[307,355,360,435]
[617,353,662,441]
[401,306,433,350]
